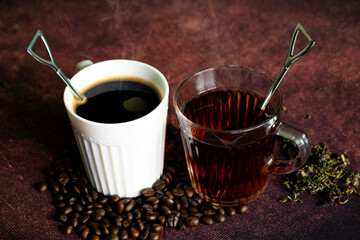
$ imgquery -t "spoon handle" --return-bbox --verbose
[260,23,315,110]
[27,30,86,102]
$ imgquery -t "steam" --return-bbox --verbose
[97,0,153,59]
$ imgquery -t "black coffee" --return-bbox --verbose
[74,77,160,123]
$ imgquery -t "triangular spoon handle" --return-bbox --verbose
[260,23,315,111]
[27,30,86,102]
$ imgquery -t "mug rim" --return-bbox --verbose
[173,65,283,134]
[63,59,169,127]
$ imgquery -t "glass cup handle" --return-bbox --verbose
[271,122,311,174]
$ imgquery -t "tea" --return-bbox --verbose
[182,88,275,205]
[74,77,160,123]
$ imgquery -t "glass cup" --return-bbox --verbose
[173,65,310,206]
[64,60,169,198]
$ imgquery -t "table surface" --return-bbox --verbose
[1,0,359,239]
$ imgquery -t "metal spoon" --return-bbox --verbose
[27,30,86,103]
[253,23,315,124]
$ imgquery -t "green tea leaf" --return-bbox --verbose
[279,142,360,206]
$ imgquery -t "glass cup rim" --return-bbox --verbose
[173,65,283,134]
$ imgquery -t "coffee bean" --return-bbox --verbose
[106,233,119,240]
[59,185,67,194]
[75,224,87,233]
[114,201,124,214]
[165,190,174,200]
[92,227,101,236]
[155,190,164,198]
[91,213,103,222]
[83,209,94,215]
[55,212,67,222]
[102,218,111,227]
[213,214,226,223]
[225,207,236,216]
[188,206,198,213]
[80,227,90,239]
[92,190,99,201]
[184,216,200,227]
[53,200,65,208]
[141,188,156,197]
[157,215,166,225]
[152,179,166,190]
[145,214,157,222]
[58,172,70,185]
[127,212,133,221]
[94,203,103,209]
[217,207,225,215]
[152,223,164,232]
[188,198,199,207]
[161,205,171,215]
[122,219,131,229]
[204,209,216,216]
[180,196,189,208]
[76,194,87,206]
[97,195,109,205]
[68,215,78,228]
[67,196,77,206]
[180,212,189,220]
[162,196,174,206]
[100,223,109,235]
[238,204,249,214]
[61,224,72,234]
[88,234,101,240]
[73,203,83,212]
[61,206,73,215]
[53,193,63,201]
[146,196,160,206]
[79,214,90,224]
[109,195,121,204]
[161,174,171,185]
[120,229,129,240]
[109,226,119,234]
[201,216,214,225]
[176,220,186,230]
[114,216,123,227]
[87,221,99,230]
[136,221,145,232]
[124,199,136,212]
[148,232,160,240]
[133,208,142,219]
[49,182,60,193]
[172,188,184,197]
[94,208,106,217]
[193,194,203,204]
[85,193,93,204]
[139,228,150,240]
[142,203,153,212]
[191,212,202,218]
[129,227,140,239]
[167,214,179,227]
[37,181,48,192]
[185,186,195,198]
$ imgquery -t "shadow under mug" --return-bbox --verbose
[173,65,310,206]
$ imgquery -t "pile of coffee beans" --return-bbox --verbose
[36,125,248,239]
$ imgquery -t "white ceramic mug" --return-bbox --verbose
[63,60,169,197]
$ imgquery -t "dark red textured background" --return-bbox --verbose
[1,0,359,239]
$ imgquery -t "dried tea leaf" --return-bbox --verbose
[279,141,360,206]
